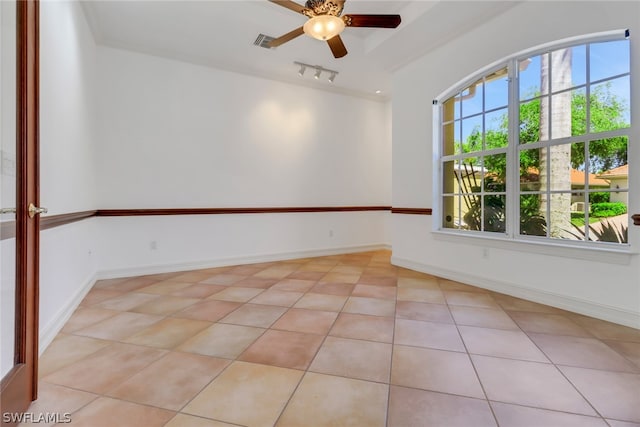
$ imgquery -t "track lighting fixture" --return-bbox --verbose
[293,61,339,83]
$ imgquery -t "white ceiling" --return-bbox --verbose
[81,0,517,100]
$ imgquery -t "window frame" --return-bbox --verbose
[432,29,631,251]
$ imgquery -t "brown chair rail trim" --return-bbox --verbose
[391,207,433,215]
[95,206,392,216]
[1,206,398,240]
[1,210,97,240]
[1,221,17,241]
[40,210,97,231]
[633,214,640,226]
[0,206,441,240]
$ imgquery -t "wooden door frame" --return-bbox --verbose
[0,0,40,422]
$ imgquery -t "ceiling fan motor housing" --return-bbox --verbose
[304,0,344,17]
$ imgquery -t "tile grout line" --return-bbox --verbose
[500,301,610,423]
[262,264,354,427]
[385,279,398,427]
[439,278,501,427]
[516,316,608,424]
[37,251,640,426]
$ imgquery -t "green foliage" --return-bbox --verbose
[458,171,545,236]
[570,212,600,226]
[462,83,630,179]
[567,220,628,244]
[590,202,627,218]
[589,192,610,204]
[456,77,628,237]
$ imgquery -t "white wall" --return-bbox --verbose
[97,212,388,276]
[392,1,640,327]
[95,46,391,208]
[94,46,391,274]
[38,0,100,350]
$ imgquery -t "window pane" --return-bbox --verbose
[590,76,630,132]
[461,194,482,231]
[454,94,462,120]
[442,195,460,229]
[519,54,543,100]
[550,90,572,139]
[570,45,587,89]
[442,121,460,156]
[589,192,628,243]
[457,157,482,194]
[565,218,588,242]
[519,147,540,191]
[443,160,456,194]
[461,79,483,118]
[461,115,483,153]
[520,194,546,236]
[484,153,506,192]
[547,192,575,240]
[589,137,628,177]
[548,144,574,192]
[485,68,508,110]
[570,190,588,231]
[519,97,543,143]
[550,48,573,93]
[590,39,630,82]
[483,195,506,233]
[442,96,457,122]
[485,108,508,149]
[569,88,587,136]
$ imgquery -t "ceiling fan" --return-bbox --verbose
[267,0,401,58]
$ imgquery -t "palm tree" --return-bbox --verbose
[538,49,572,238]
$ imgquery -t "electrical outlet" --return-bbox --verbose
[150,241,157,250]
[482,248,489,259]
[329,229,334,237]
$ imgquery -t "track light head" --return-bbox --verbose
[294,62,337,83]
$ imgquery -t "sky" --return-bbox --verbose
[450,38,630,144]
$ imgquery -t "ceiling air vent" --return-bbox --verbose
[254,34,275,49]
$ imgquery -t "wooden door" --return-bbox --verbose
[0,1,40,425]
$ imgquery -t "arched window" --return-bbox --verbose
[435,30,630,245]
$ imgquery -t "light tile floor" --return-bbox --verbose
[24,250,640,427]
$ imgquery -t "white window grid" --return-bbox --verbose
[435,29,630,246]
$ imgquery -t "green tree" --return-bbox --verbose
[463,83,629,176]
[458,80,628,235]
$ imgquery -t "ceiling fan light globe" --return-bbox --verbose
[303,15,345,41]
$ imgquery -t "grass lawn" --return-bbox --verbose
[570,212,603,227]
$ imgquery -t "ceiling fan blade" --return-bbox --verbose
[343,14,401,28]
[327,35,347,59]
[267,26,305,48]
[268,0,307,15]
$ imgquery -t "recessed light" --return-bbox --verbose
[375,90,382,94]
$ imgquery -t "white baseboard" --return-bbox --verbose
[97,243,390,280]
[39,272,97,354]
[392,255,640,329]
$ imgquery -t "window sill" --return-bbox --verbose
[432,229,636,265]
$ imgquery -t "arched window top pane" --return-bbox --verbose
[590,39,630,82]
